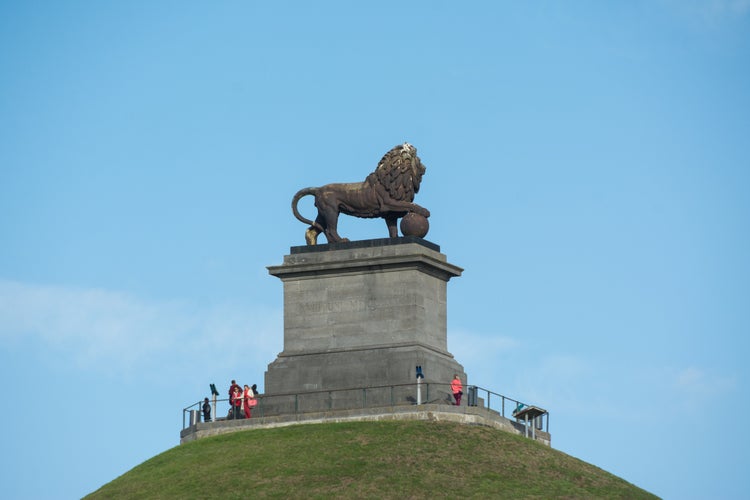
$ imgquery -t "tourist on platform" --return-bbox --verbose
[451,374,463,406]
[228,379,240,418]
[243,384,255,419]
[250,384,259,410]
[228,379,240,401]
[202,397,211,422]
[231,385,243,419]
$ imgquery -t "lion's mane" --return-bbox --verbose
[366,142,424,203]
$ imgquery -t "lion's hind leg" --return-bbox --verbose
[323,220,349,243]
[305,226,321,245]
[305,212,328,245]
[315,206,349,244]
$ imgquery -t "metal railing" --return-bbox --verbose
[182,382,548,433]
[471,385,549,433]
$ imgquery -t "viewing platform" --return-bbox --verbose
[181,402,550,446]
[181,383,550,447]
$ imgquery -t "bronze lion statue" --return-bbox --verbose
[292,143,430,245]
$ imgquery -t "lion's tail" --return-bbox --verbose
[292,188,322,230]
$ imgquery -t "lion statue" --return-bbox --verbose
[292,142,430,245]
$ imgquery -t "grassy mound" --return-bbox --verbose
[86,420,656,499]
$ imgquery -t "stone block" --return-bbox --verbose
[264,237,466,413]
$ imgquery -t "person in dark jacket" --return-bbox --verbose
[202,397,211,422]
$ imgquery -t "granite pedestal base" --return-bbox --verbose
[264,237,465,415]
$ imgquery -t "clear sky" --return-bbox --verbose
[1,1,748,498]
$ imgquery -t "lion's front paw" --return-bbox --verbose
[417,208,431,218]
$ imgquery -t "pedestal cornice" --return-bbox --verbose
[267,238,463,282]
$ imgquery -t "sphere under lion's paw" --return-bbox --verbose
[400,212,429,238]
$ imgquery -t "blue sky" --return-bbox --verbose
[1,1,748,498]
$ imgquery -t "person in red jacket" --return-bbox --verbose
[231,385,243,419]
[228,379,240,400]
[451,374,463,406]
[228,379,240,418]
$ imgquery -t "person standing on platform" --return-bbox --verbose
[231,385,243,419]
[228,379,240,417]
[451,374,463,406]
[243,384,255,419]
[228,379,240,401]
[202,397,211,422]
[251,384,259,412]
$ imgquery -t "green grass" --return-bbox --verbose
[86,420,657,499]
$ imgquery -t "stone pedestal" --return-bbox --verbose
[265,237,465,410]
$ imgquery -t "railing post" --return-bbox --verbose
[501,396,505,417]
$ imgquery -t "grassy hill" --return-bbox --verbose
[86,420,657,499]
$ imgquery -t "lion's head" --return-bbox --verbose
[367,142,426,202]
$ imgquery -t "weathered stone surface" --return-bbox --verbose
[265,238,465,405]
